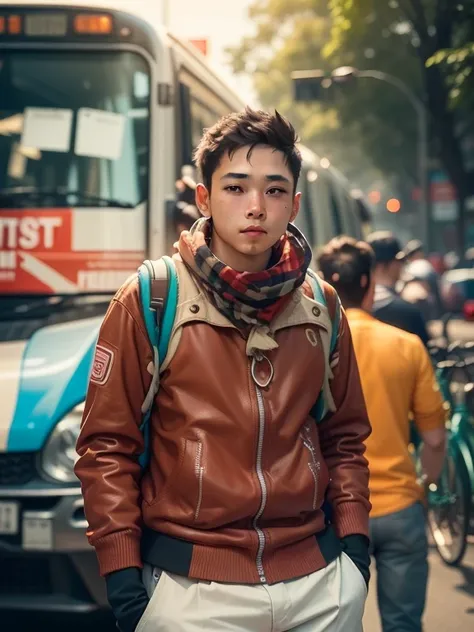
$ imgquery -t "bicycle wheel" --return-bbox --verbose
[427,446,471,566]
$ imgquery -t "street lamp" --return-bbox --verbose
[330,66,430,250]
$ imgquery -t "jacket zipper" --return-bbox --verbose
[253,383,268,583]
[301,430,321,510]
[194,441,204,521]
[250,351,273,584]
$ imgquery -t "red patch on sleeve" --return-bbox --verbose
[90,345,114,386]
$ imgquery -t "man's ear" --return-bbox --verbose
[196,184,211,217]
[290,192,301,223]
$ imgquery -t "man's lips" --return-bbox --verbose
[241,226,267,234]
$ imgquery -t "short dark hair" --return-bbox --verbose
[317,236,376,308]
[366,231,405,264]
[194,107,302,192]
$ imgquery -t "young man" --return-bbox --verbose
[75,109,371,632]
[366,231,429,345]
[317,236,446,632]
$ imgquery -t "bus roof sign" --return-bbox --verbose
[0,9,113,38]
[25,14,68,37]
[0,6,156,60]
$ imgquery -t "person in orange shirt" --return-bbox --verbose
[317,236,446,632]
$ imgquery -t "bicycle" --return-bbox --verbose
[415,340,474,566]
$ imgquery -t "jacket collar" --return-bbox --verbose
[173,256,332,336]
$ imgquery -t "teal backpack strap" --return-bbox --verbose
[138,259,161,354]
[306,268,326,305]
[306,269,340,356]
[306,270,341,423]
[158,256,179,362]
[137,256,178,467]
[329,294,341,357]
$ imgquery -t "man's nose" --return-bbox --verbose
[245,192,266,220]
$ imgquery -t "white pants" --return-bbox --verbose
[136,552,367,632]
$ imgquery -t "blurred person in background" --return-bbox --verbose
[400,240,445,321]
[400,259,444,321]
[317,236,446,632]
[176,172,198,205]
[172,174,202,245]
[366,232,429,345]
[173,197,201,235]
[401,239,426,264]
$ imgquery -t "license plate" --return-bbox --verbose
[0,501,19,535]
[22,517,53,551]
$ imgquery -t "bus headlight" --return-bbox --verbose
[41,404,83,483]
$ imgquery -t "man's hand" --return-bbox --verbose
[106,567,149,632]
[340,534,371,587]
[419,428,446,485]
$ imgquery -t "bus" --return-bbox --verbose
[0,1,371,615]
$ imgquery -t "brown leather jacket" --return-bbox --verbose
[75,256,371,584]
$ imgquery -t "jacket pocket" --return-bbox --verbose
[142,438,186,507]
[154,435,206,525]
[174,436,206,523]
[135,567,167,632]
[192,438,205,521]
[300,422,329,511]
[341,552,368,597]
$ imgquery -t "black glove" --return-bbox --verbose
[340,534,371,587]
[106,567,149,632]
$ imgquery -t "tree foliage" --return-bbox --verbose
[228,0,474,212]
[326,0,474,203]
[227,0,381,190]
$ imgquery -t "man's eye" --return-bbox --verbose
[267,187,286,195]
[225,185,242,193]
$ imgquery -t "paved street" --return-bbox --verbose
[4,541,473,631]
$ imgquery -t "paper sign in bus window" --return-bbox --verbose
[75,108,126,161]
[21,108,73,153]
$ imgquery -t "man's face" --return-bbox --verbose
[195,145,300,271]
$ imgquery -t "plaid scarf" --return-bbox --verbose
[178,217,312,328]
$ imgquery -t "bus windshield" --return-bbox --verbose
[0,50,150,209]
[0,50,150,296]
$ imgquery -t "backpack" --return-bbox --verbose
[137,257,340,466]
